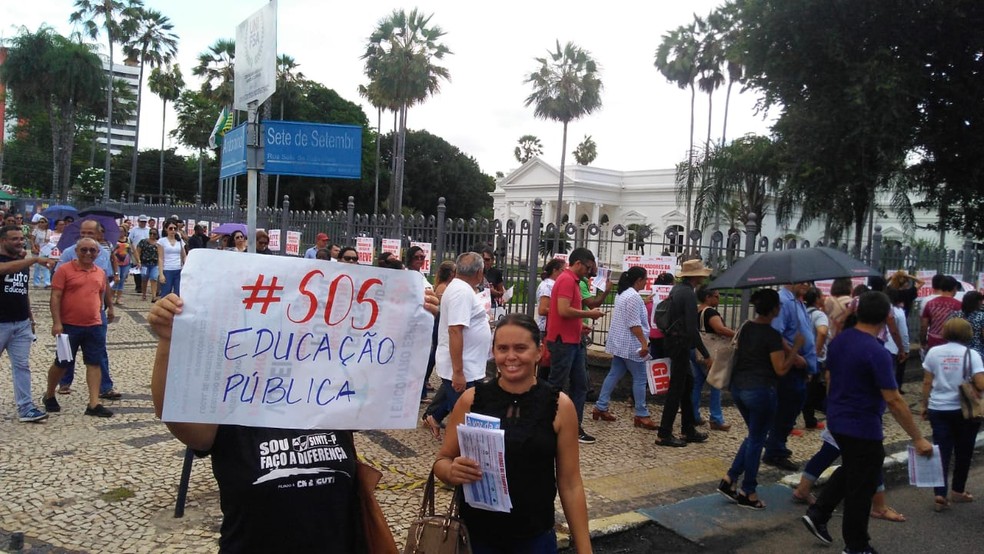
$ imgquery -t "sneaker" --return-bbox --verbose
[843,547,879,554]
[84,404,113,418]
[578,428,596,444]
[802,512,833,545]
[98,389,122,400]
[41,395,61,413]
[763,456,800,471]
[684,431,709,443]
[19,407,49,423]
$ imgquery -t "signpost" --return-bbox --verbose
[263,121,362,179]
[219,124,248,179]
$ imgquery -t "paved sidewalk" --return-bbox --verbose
[0,288,934,553]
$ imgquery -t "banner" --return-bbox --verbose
[646,358,671,395]
[162,250,433,429]
[285,231,301,256]
[623,255,675,292]
[268,229,281,252]
[381,239,401,257]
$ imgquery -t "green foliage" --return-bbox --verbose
[572,134,597,166]
[514,135,543,164]
[74,167,105,201]
[194,38,235,108]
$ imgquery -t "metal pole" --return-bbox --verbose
[435,197,446,265]
[527,198,543,317]
[173,447,195,518]
[246,101,260,253]
[740,213,759,320]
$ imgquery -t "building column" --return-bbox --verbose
[591,203,603,256]
[567,201,578,226]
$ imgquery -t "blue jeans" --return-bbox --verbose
[160,268,181,297]
[430,378,482,424]
[58,311,114,393]
[1,319,39,416]
[691,349,724,425]
[764,371,806,459]
[471,529,557,554]
[32,263,50,287]
[728,385,777,495]
[113,264,130,291]
[928,408,982,498]
[595,356,649,417]
[547,341,588,424]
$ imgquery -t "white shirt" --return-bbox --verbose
[535,277,556,331]
[808,307,830,362]
[435,278,492,383]
[128,226,150,249]
[923,342,984,411]
[160,237,184,271]
[884,306,909,356]
[605,288,650,361]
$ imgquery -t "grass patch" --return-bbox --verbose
[100,487,135,502]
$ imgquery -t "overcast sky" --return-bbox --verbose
[2,0,776,177]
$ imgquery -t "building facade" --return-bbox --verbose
[94,56,140,156]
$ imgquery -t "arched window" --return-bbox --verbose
[665,224,684,254]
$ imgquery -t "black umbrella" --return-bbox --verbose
[79,205,125,218]
[708,247,879,289]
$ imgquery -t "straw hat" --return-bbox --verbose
[678,259,712,278]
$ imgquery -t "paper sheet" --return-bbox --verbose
[458,417,512,513]
[55,334,73,362]
[501,286,514,305]
[592,266,610,293]
[908,445,944,487]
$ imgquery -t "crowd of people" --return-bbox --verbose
[5,203,984,553]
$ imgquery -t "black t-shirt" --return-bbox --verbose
[485,267,504,307]
[699,307,722,334]
[731,322,785,389]
[0,255,30,322]
[207,426,358,553]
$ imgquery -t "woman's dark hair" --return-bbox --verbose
[803,287,822,308]
[380,257,404,270]
[618,266,648,294]
[696,284,716,302]
[830,278,853,297]
[962,291,983,315]
[851,284,870,297]
[540,258,565,280]
[337,246,357,260]
[654,272,675,286]
[494,313,541,347]
[931,273,945,290]
[867,276,886,292]
[435,260,456,285]
[885,286,903,305]
[405,245,423,265]
[941,276,960,293]
[750,288,781,316]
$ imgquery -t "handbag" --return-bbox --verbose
[697,307,731,371]
[707,321,746,390]
[355,460,399,554]
[958,347,984,421]
[404,470,472,554]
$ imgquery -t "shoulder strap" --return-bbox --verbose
[964,347,973,381]
[698,307,710,333]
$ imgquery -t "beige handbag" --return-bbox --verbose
[958,348,984,421]
[403,471,472,554]
[707,322,746,390]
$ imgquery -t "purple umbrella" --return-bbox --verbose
[56,215,121,252]
[210,222,248,236]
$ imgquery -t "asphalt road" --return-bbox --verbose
[586,446,984,553]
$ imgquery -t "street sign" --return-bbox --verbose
[263,121,362,179]
[234,0,277,110]
[219,123,248,179]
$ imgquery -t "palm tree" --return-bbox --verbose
[524,40,603,253]
[362,8,452,224]
[148,64,184,197]
[708,2,744,146]
[1,26,106,200]
[69,0,142,202]
[514,134,543,164]
[171,89,215,201]
[122,6,178,199]
[655,21,700,234]
[273,55,305,206]
[573,135,597,165]
[194,38,236,108]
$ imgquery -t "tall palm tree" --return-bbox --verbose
[69,0,142,202]
[696,15,725,232]
[514,134,543,164]
[1,26,105,200]
[362,8,451,223]
[524,40,603,252]
[708,1,744,146]
[655,21,700,234]
[122,6,178,198]
[148,64,184,197]
[273,55,305,206]
[172,89,215,201]
[194,38,236,108]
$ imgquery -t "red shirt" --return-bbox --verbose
[546,269,583,344]
[52,261,106,327]
[923,296,961,349]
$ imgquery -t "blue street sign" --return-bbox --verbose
[219,123,248,179]
[263,121,362,179]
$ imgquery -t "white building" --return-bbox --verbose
[492,157,963,258]
[94,56,140,156]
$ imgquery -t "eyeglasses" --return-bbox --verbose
[234,235,245,240]
[258,240,269,245]
[78,247,99,254]
[166,227,176,231]
[342,256,359,262]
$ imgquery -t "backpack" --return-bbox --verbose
[652,295,677,334]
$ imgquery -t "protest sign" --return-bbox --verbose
[646,358,671,395]
[381,238,401,257]
[623,255,675,292]
[163,250,434,430]
[285,231,301,256]
[410,241,432,274]
[356,237,375,265]
[268,229,281,252]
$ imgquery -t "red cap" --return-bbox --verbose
[316,233,329,241]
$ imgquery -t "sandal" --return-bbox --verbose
[421,414,442,441]
[737,493,766,510]
[870,506,906,522]
[717,479,738,503]
[951,491,974,503]
[57,385,71,395]
[934,496,950,512]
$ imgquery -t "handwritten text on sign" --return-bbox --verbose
[163,249,433,430]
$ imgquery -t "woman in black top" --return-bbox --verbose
[717,289,802,510]
[435,314,591,553]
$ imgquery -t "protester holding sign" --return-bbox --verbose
[149,284,439,552]
[435,314,592,553]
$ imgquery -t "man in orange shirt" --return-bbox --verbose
[41,237,114,417]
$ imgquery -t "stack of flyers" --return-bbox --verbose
[458,413,512,512]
